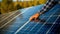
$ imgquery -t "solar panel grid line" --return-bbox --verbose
[26,14,45,34]
[25,22,39,31]
[0,4,59,34]
[4,12,20,21]
[35,16,52,34]
[1,29,14,33]
[41,0,50,10]
[14,7,45,31]
[35,9,58,34]
[0,14,8,20]
[0,8,29,29]
[0,12,14,20]
[46,16,60,34]
[0,15,57,24]
[24,5,57,33]
[0,15,8,21]
[5,11,20,21]
[42,20,60,24]
[0,10,21,22]
[2,12,16,19]
[39,0,55,14]
[0,14,9,20]
[20,21,37,32]
[43,15,60,24]
[14,20,30,34]
[0,11,18,23]
[0,14,7,18]
[14,4,59,33]
[0,11,21,27]
[38,15,60,17]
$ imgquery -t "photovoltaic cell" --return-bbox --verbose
[0,4,60,34]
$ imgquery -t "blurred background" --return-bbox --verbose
[0,0,47,14]
[0,0,60,34]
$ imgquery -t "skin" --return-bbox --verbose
[29,13,40,22]
[29,0,58,22]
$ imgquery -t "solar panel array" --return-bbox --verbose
[0,4,60,34]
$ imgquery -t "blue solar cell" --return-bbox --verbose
[0,4,60,34]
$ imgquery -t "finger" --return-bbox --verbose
[30,17,35,21]
[35,18,40,22]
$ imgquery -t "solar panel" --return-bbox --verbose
[0,4,60,34]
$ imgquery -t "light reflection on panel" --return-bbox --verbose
[0,4,60,34]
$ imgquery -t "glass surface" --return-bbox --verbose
[0,4,60,34]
